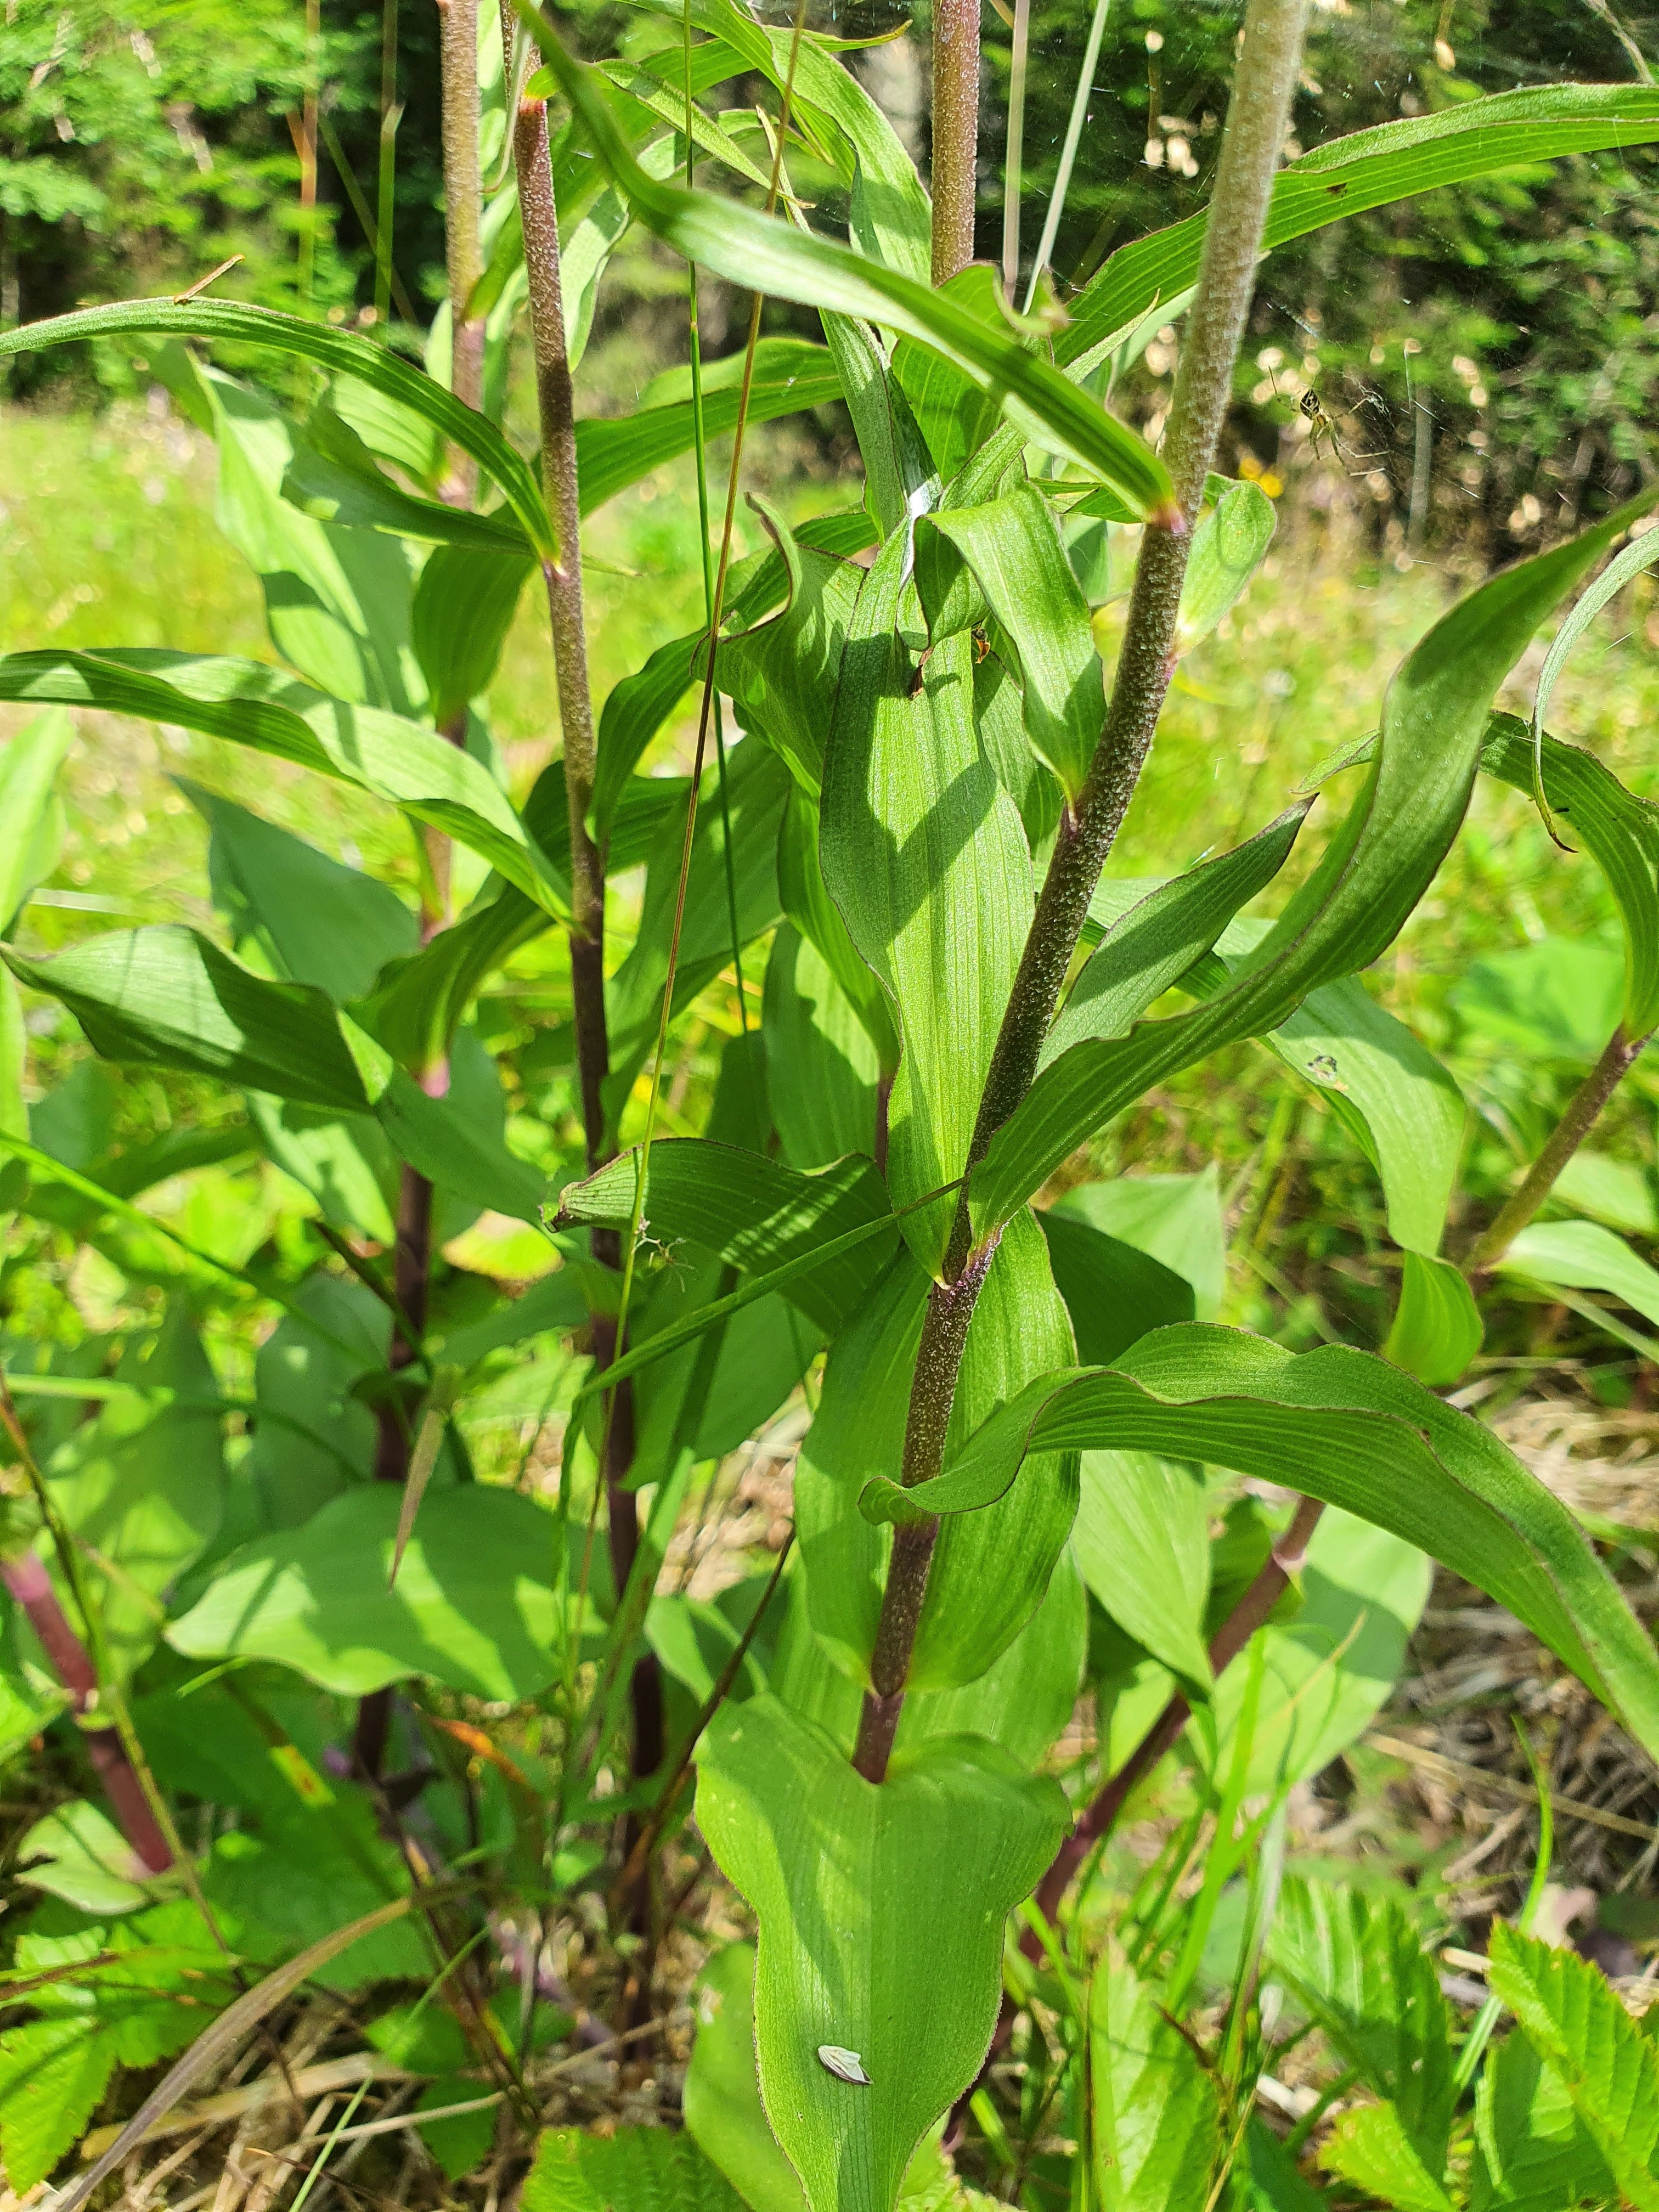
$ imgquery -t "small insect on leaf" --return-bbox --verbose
[817,2044,872,2085]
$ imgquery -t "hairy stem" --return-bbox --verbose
[0,1548,172,1873]
[438,0,485,472]
[1465,1025,1650,1272]
[503,17,664,1881]
[850,0,1312,1784]
[929,0,979,284]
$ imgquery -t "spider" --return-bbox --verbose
[1270,366,1384,476]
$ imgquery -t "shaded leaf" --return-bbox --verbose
[1090,1950,1221,2211]
[1384,1251,1483,1387]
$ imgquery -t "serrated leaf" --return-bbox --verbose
[694,1695,1069,2212]
[0,2014,117,2192]
[1488,1925,1659,2210]
[1470,2027,1617,2212]
[1271,1878,1457,2171]
[523,2121,747,2211]
[1319,2102,1456,2212]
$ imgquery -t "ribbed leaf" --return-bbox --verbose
[1488,1924,1659,2210]
[1060,86,1659,372]
[555,1140,895,1334]
[1271,1878,1457,2172]
[1480,713,1659,1032]
[0,707,73,933]
[693,1695,1068,2212]
[0,650,568,917]
[1176,478,1277,652]
[522,2123,746,2212]
[970,495,1658,1240]
[1319,2103,1455,2212]
[1383,1250,1483,1386]
[411,545,532,725]
[1497,1218,1659,1330]
[822,533,1031,1274]
[518,20,1177,522]
[1074,1449,1211,1695]
[856,1323,1659,1761]
[1470,2029,1617,2212]
[279,399,531,554]
[0,296,555,556]
[1090,1951,1222,2211]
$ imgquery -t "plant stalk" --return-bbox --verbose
[930,0,981,284]
[0,1547,172,1872]
[850,0,1312,1784]
[503,9,665,1862]
[1465,1024,1650,1271]
[438,0,486,470]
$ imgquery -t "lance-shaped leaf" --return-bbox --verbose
[778,783,899,1079]
[1175,477,1277,653]
[576,341,844,518]
[857,1322,1659,1762]
[0,296,554,557]
[556,1140,894,1335]
[0,650,568,919]
[1060,85,1659,373]
[1036,1209,1195,1367]
[1496,1219,1659,1331]
[280,399,532,554]
[1481,712,1659,1034]
[0,708,73,933]
[1045,806,1311,1069]
[410,545,532,726]
[720,501,867,799]
[518,19,1176,524]
[1090,1952,1222,2211]
[917,484,1103,801]
[822,535,1031,1273]
[3,928,371,1115]
[1074,1449,1211,1695]
[693,1695,1069,2212]
[970,494,1659,1242]
[1488,1924,1659,2211]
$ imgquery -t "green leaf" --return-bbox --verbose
[1074,1450,1211,1695]
[3,926,372,1114]
[1553,1149,1659,1238]
[890,268,1007,487]
[577,341,844,518]
[347,880,548,1073]
[1384,1251,1484,1387]
[1532,524,1659,844]
[1036,1209,1196,1365]
[693,1694,1069,2212]
[0,650,568,918]
[251,1096,398,1244]
[0,706,73,932]
[556,1140,894,1335]
[719,499,867,799]
[1488,1924,1659,2210]
[1045,809,1312,1072]
[764,925,883,1171]
[779,781,900,1080]
[279,398,531,555]
[1262,974,1466,1257]
[518,22,1177,523]
[15,1798,154,1916]
[917,484,1102,800]
[522,2123,747,2212]
[1319,2102,1456,2212]
[856,1324,1659,1762]
[0,296,556,557]
[413,2078,498,2182]
[1480,714,1659,1033]
[1089,1950,1221,2211]
[1208,1511,1426,1792]
[1047,1169,1228,1321]
[1470,2028,1617,2212]
[686,1943,812,2212]
[182,778,418,1002]
[410,545,532,726]
[0,2015,117,2193]
[822,536,1031,1274]
[1060,86,1659,373]
[245,1278,382,1531]
[970,495,1659,1240]
[43,1304,225,1678]
[797,1214,1079,1694]
[1271,1878,1457,2172]
[1452,938,1624,1066]
[1175,478,1277,653]
[1498,1219,1659,1330]
[167,1485,563,1700]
